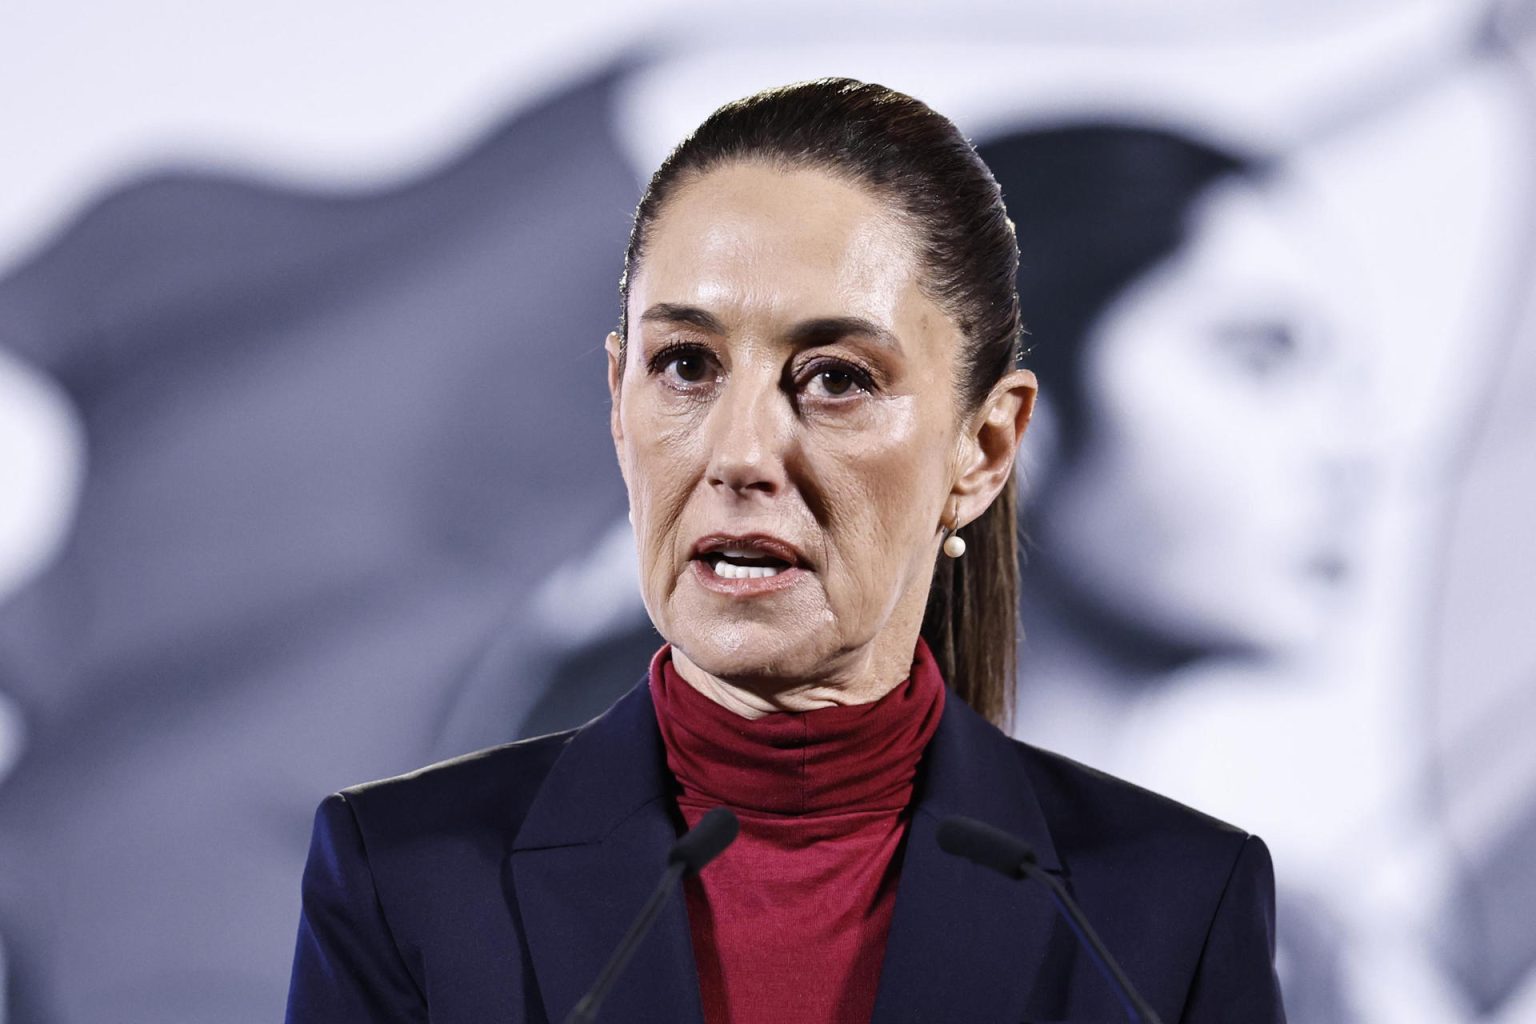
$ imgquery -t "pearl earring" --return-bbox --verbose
[942,524,966,559]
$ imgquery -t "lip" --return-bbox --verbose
[687,531,810,599]
[691,558,807,597]
[688,532,809,568]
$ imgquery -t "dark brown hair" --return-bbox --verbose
[618,78,1022,728]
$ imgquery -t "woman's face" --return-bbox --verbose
[608,162,1017,694]
[1024,175,1360,659]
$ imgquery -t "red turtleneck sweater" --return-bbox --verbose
[648,639,946,1024]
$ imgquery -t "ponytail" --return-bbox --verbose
[922,468,1019,730]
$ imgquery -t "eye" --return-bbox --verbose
[669,352,710,383]
[811,367,857,396]
[1215,321,1299,379]
[799,358,875,400]
[647,341,718,388]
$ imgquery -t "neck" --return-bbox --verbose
[669,639,918,721]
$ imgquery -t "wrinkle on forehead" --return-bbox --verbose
[633,162,927,336]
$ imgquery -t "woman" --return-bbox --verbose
[985,126,1356,1022]
[983,125,1355,700]
[285,79,1285,1023]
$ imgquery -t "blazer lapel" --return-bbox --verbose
[870,690,1068,1024]
[510,677,706,1024]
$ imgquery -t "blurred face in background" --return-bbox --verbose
[607,162,991,696]
[1025,175,1360,660]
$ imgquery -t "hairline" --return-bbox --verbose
[618,152,980,414]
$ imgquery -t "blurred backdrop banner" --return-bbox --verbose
[1,2,1533,1022]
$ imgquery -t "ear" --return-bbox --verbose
[950,368,1038,525]
[605,330,625,445]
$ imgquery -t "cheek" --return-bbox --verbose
[813,398,948,592]
[621,399,704,566]
[1073,345,1309,586]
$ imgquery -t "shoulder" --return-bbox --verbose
[1009,739,1281,998]
[329,727,580,846]
[1006,737,1274,950]
[942,685,1255,882]
[318,671,664,860]
[1000,739,1283,1016]
[1013,738,1250,860]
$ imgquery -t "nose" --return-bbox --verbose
[704,369,790,498]
[1316,434,1375,537]
[1299,382,1378,551]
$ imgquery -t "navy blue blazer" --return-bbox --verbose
[285,672,1286,1023]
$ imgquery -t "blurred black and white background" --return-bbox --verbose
[1,1,1534,1021]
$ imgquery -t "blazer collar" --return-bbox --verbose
[510,671,699,1024]
[510,672,1064,1023]
[867,677,1067,1024]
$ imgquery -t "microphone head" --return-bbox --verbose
[669,807,739,876]
[936,815,1038,879]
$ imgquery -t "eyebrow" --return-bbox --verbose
[639,303,727,334]
[639,304,903,353]
[789,316,902,353]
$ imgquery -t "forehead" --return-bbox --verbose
[1179,179,1320,292]
[631,162,931,333]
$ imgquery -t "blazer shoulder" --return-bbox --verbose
[1011,738,1251,871]
[334,728,580,842]
[1006,741,1283,1019]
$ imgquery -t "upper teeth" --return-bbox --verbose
[720,548,762,559]
[712,560,782,580]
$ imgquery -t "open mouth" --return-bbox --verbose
[694,534,811,580]
[700,550,794,580]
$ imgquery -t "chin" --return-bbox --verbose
[1169,594,1328,664]
[662,575,836,682]
[672,617,828,684]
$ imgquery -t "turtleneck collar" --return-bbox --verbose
[648,638,946,818]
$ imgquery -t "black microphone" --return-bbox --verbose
[936,815,1163,1024]
[562,807,739,1024]
[669,805,738,874]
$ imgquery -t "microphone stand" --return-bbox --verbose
[562,860,688,1024]
[562,806,739,1024]
[937,815,1163,1024]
